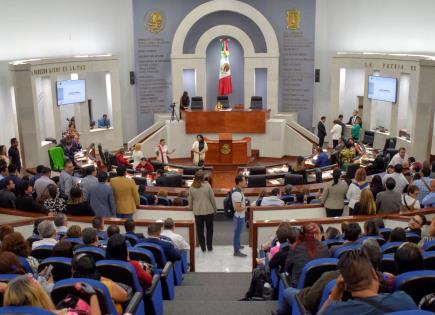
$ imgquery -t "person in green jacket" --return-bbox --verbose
[351,117,362,140]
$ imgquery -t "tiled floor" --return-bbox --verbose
[195,245,252,272]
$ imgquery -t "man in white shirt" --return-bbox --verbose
[232,175,248,257]
[155,139,175,164]
[261,188,285,206]
[330,120,343,148]
[32,220,58,249]
[34,167,55,198]
[388,147,409,166]
[59,159,75,198]
[161,218,190,250]
[382,164,409,194]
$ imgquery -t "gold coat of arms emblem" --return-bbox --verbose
[146,11,164,33]
[220,144,231,155]
[287,9,301,30]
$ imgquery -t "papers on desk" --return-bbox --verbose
[185,180,193,187]
[267,165,288,174]
[269,179,282,186]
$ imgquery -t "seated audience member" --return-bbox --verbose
[386,164,394,174]
[107,224,120,238]
[401,184,420,212]
[414,167,432,205]
[339,141,356,169]
[92,216,107,239]
[382,164,409,194]
[2,232,39,273]
[314,147,329,167]
[255,190,267,206]
[71,253,128,313]
[62,137,81,163]
[388,227,407,243]
[0,145,9,165]
[138,184,155,205]
[320,249,417,315]
[98,113,111,128]
[376,178,401,214]
[80,165,98,199]
[156,189,172,206]
[178,190,189,206]
[419,218,435,247]
[363,219,379,236]
[66,225,82,238]
[268,224,292,273]
[32,220,58,249]
[146,223,181,262]
[404,213,426,237]
[52,240,74,258]
[54,213,68,234]
[115,148,131,167]
[285,223,329,287]
[33,167,55,198]
[106,234,152,289]
[87,171,116,217]
[124,219,145,239]
[346,168,369,215]
[0,164,22,195]
[260,223,297,261]
[172,197,184,206]
[0,179,16,208]
[30,165,44,186]
[161,217,190,251]
[136,157,154,173]
[154,169,166,186]
[321,168,348,217]
[353,189,376,215]
[59,159,75,198]
[0,163,7,181]
[330,222,361,256]
[0,251,24,275]
[79,227,100,248]
[366,151,386,175]
[291,156,306,172]
[261,188,285,206]
[369,175,384,199]
[281,185,294,204]
[66,186,95,216]
[422,179,435,208]
[38,184,66,214]
[388,147,409,166]
[15,180,48,213]
[325,227,341,240]
[394,242,424,274]
[292,193,305,205]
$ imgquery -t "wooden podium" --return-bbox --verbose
[205,133,251,165]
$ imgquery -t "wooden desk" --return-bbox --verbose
[184,109,267,133]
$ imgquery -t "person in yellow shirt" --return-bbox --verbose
[110,165,140,219]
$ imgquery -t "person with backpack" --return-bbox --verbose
[232,175,248,257]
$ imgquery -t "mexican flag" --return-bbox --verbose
[218,38,233,96]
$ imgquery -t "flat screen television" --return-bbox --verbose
[56,80,86,105]
[367,75,397,103]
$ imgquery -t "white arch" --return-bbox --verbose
[171,0,279,58]
[195,25,254,58]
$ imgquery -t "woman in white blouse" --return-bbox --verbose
[192,135,208,166]
[330,120,343,149]
[132,143,144,168]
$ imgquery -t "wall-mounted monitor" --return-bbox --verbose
[367,75,397,103]
[56,80,86,105]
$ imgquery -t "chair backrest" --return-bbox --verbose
[133,176,147,186]
[346,163,360,180]
[52,278,118,315]
[383,137,397,152]
[318,279,336,312]
[333,243,362,258]
[217,95,230,109]
[128,247,158,270]
[0,306,56,315]
[183,166,202,176]
[379,253,397,275]
[394,270,435,304]
[422,240,435,252]
[191,96,204,109]
[247,174,266,188]
[124,233,140,246]
[96,260,142,292]
[157,197,172,206]
[97,143,107,165]
[31,245,54,261]
[322,239,345,248]
[18,256,33,273]
[379,228,392,241]
[363,130,375,146]
[284,173,304,186]
[38,257,72,282]
[281,195,295,205]
[74,246,106,262]
[151,160,164,170]
[249,166,266,175]
[63,237,84,246]
[136,242,167,269]
[406,232,421,244]
[297,258,339,289]
[359,235,386,246]
[163,174,183,187]
[422,251,435,270]
[381,242,404,254]
[250,96,263,109]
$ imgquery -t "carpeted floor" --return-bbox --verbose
[164,272,276,315]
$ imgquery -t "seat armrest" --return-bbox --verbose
[145,274,161,296]
[280,273,290,289]
[124,292,144,314]
[161,262,173,277]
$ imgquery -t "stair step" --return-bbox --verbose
[181,272,250,286]
[173,285,248,301]
[164,300,277,315]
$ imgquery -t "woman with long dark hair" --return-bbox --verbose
[188,170,216,252]
[192,135,208,166]
[370,174,384,199]
[320,168,348,217]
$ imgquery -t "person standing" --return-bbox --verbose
[337,114,346,136]
[156,139,175,164]
[232,175,248,257]
[111,165,139,219]
[0,145,9,165]
[59,159,75,198]
[320,169,348,217]
[80,165,98,199]
[347,109,362,126]
[8,138,21,173]
[34,167,55,198]
[388,147,409,166]
[191,135,208,166]
[188,170,216,252]
[330,120,342,149]
[317,116,327,148]
[351,117,362,140]
[131,144,144,169]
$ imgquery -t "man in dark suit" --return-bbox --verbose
[154,169,167,186]
[146,223,181,262]
[15,181,48,214]
[124,218,145,239]
[337,114,346,136]
[317,116,327,148]
[347,109,362,126]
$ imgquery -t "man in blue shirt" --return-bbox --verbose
[422,179,435,208]
[321,249,417,315]
[314,147,329,168]
[145,222,181,262]
[98,114,111,128]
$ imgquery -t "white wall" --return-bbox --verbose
[0,0,136,143]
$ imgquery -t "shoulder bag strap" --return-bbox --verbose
[422,178,431,191]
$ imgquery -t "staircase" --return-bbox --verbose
[164,272,276,315]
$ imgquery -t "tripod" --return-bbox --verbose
[170,103,179,122]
